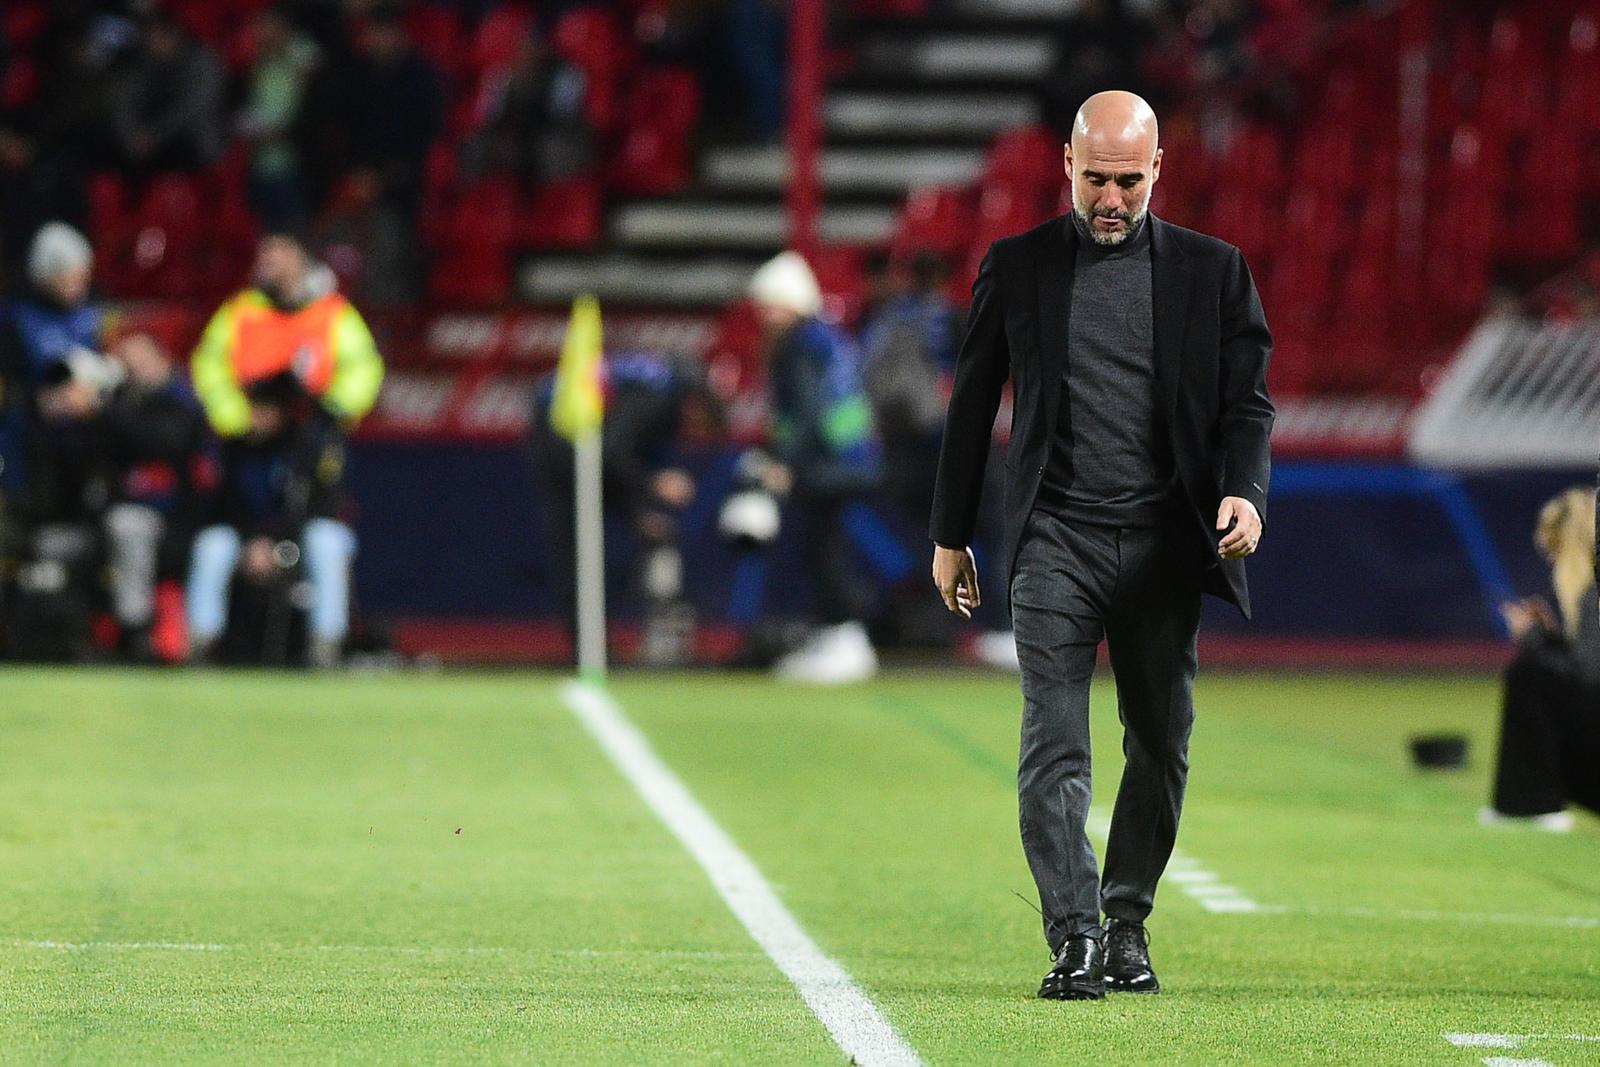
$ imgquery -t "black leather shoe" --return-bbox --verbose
[1038,935,1105,1000]
[1103,918,1159,993]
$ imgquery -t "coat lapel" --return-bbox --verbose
[1150,216,1193,419]
[1035,215,1075,439]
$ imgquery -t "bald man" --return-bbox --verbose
[929,92,1273,999]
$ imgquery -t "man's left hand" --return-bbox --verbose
[1216,497,1262,560]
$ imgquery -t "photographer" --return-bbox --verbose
[1482,486,1600,830]
[186,231,383,667]
[528,352,705,665]
[746,251,883,684]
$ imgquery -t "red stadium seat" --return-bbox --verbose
[1291,126,1358,200]
[523,176,604,249]
[121,176,204,300]
[553,6,627,133]
[705,301,766,402]
[1554,13,1600,134]
[1214,125,1285,196]
[471,5,533,76]
[1,2,47,48]
[1282,191,1346,260]
[430,180,519,305]
[1208,194,1275,269]
[407,5,466,85]
[983,126,1064,196]
[606,67,701,195]
[891,186,976,261]
[810,245,867,326]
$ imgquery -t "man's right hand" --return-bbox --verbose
[932,544,981,620]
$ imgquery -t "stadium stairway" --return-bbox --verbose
[518,4,1057,312]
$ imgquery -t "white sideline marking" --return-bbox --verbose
[1448,1034,1524,1048]
[6,939,232,952]
[1440,1031,1600,1067]
[561,681,922,1067]
[5,938,770,960]
[1278,907,1600,930]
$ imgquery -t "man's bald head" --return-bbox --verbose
[1066,91,1163,246]
[1073,91,1159,156]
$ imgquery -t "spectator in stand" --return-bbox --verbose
[187,230,384,668]
[1480,487,1600,831]
[340,5,443,304]
[747,251,883,684]
[0,223,105,515]
[1041,0,1154,133]
[237,5,321,228]
[463,26,590,191]
[110,11,225,181]
[0,14,118,286]
[95,331,211,661]
[0,222,116,659]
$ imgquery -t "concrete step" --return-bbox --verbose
[854,32,1057,83]
[517,253,765,307]
[701,144,987,194]
[610,201,898,251]
[826,90,1039,141]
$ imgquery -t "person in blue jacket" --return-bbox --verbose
[0,222,106,516]
[747,250,882,684]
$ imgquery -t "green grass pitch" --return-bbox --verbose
[0,666,1596,1065]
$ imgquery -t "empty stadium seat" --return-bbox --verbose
[524,176,604,250]
[606,67,701,196]
[891,187,976,261]
[982,127,1064,196]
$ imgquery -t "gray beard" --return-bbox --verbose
[1076,207,1148,247]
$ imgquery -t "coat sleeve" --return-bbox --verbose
[928,246,1009,548]
[191,299,251,438]
[322,303,385,425]
[1217,247,1274,523]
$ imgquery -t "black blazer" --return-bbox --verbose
[928,214,1274,618]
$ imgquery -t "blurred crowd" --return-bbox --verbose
[0,0,792,305]
[0,221,383,667]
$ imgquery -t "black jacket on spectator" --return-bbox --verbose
[346,48,442,206]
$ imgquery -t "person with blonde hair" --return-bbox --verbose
[1481,486,1600,831]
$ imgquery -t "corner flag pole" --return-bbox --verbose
[550,294,606,685]
[573,430,605,684]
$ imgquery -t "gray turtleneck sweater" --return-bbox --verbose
[1035,211,1175,527]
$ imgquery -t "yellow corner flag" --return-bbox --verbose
[551,294,604,441]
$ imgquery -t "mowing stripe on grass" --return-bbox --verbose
[561,680,923,1067]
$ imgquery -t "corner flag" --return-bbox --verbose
[551,293,604,441]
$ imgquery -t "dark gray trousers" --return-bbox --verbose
[1010,507,1202,952]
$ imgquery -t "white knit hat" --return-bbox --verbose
[27,222,94,288]
[747,250,822,317]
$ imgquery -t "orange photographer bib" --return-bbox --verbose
[229,292,344,395]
